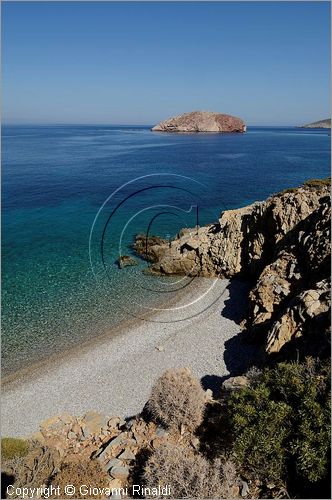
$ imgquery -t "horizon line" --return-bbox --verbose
[2,122,323,128]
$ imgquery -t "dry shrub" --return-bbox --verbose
[148,368,206,431]
[51,455,110,499]
[143,443,223,498]
[221,460,239,498]
[4,444,61,497]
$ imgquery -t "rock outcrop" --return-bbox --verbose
[152,111,246,133]
[132,234,169,263]
[136,181,331,357]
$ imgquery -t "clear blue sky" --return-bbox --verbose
[2,1,331,125]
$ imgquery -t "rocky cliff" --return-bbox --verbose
[134,179,331,358]
[152,111,246,133]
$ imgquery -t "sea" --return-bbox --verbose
[2,125,330,375]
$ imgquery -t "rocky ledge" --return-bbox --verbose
[136,179,331,359]
[152,111,246,133]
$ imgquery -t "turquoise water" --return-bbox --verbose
[2,125,330,375]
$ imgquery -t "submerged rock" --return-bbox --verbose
[152,111,246,133]
[117,255,138,269]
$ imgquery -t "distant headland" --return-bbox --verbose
[152,111,246,133]
[300,118,331,129]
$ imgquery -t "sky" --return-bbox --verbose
[2,1,331,126]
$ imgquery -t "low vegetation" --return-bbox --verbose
[143,442,239,499]
[144,360,330,498]
[147,367,206,431]
[2,444,60,498]
[1,438,29,460]
[228,359,330,490]
[303,177,330,188]
[50,455,110,498]
[2,361,330,499]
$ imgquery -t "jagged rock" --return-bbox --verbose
[152,111,246,133]
[266,279,330,355]
[148,185,328,279]
[139,182,330,356]
[117,255,138,269]
[132,234,169,263]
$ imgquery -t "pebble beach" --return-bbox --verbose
[1,277,255,437]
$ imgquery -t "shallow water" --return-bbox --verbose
[2,125,330,375]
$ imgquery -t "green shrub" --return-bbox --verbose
[1,438,29,460]
[147,368,206,432]
[227,359,331,487]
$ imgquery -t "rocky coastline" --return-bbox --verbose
[135,178,331,362]
[2,179,330,500]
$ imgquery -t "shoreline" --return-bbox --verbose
[2,277,256,437]
[2,274,218,388]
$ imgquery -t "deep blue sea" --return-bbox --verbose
[2,125,330,375]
